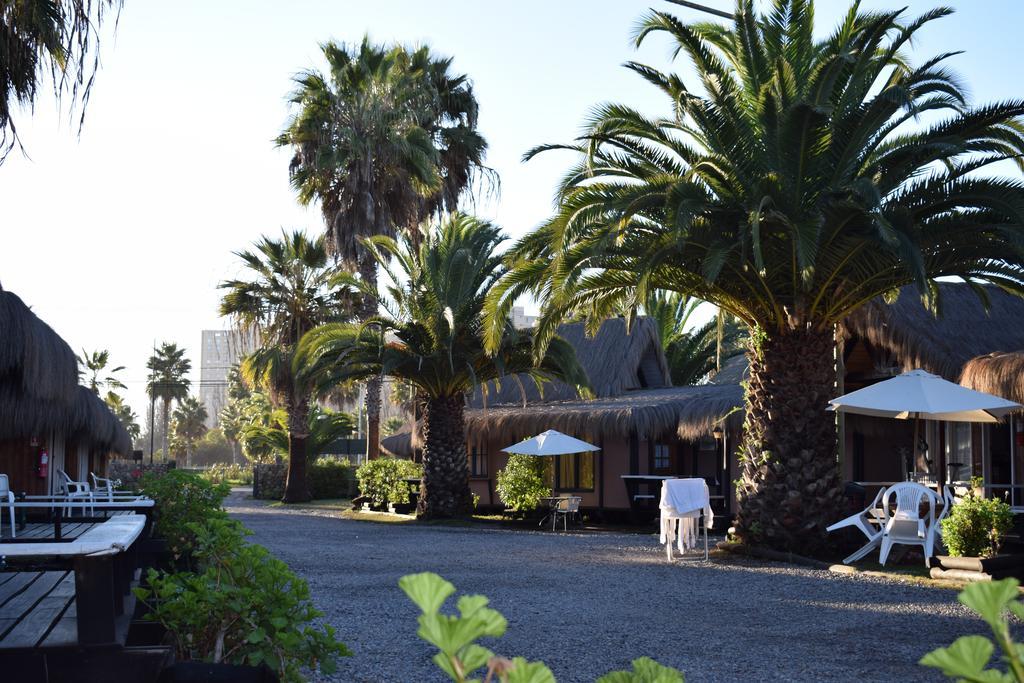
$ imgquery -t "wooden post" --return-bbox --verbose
[74,555,117,645]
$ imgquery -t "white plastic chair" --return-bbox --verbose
[90,472,119,504]
[551,496,581,531]
[57,469,92,516]
[879,482,939,566]
[0,474,15,538]
[826,486,888,564]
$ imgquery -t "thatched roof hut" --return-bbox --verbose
[381,430,415,459]
[470,316,670,407]
[843,283,1024,380]
[0,288,130,454]
[0,289,78,400]
[464,384,744,443]
[960,352,1024,407]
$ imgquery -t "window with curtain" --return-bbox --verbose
[555,452,594,491]
[468,443,487,478]
[946,422,972,482]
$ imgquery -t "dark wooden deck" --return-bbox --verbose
[0,570,77,649]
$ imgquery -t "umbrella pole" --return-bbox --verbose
[911,414,920,481]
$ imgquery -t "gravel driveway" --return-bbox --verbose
[226,492,982,683]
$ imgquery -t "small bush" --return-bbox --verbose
[310,456,355,499]
[140,469,230,560]
[355,458,422,507]
[941,481,1014,558]
[496,455,549,512]
[137,518,350,682]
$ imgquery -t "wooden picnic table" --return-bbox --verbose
[0,514,147,647]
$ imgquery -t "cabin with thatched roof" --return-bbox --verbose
[0,288,130,496]
[837,282,1024,503]
[455,316,744,518]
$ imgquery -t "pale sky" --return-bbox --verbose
[1,0,1021,417]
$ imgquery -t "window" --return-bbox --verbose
[653,444,670,470]
[946,422,972,482]
[469,443,487,478]
[555,452,594,491]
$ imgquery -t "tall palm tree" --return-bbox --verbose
[77,348,126,394]
[277,38,491,462]
[104,391,140,443]
[219,230,349,502]
[488,0,1024,552]
[299,213,589,519]
[171,395,208,467]
[146,342,191,461]
[1,0,121,161]
[643,291,743,385]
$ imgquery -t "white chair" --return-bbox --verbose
[57,469,92,517]
[90,472,119,504]
[660,479,712,561]
[0,474,15,538]
[826,486,888,564]
[879,482,940,566]
[551,496,581,531]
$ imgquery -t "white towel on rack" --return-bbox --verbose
[659,479,713,552]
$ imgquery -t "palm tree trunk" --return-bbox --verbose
[417,394,473,519]
[358,253,382,460]
[160,398,170,462]
[283,394,312,503]
[733,326,845,553]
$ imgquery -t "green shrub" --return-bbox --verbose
[496,455,549,512]
[310,456,355,499]
[203,463,254,486]
[920,578,1024,681]
[355,457,422,507]
[400,572,683,682]
[941,481,1014,558]
[137,518,350,682]
[140,469,231,559]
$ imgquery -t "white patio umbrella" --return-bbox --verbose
[502,429,600,456]
[828,369,1023,477]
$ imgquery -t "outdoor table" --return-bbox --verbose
[620,475,676,511]
[0,514,147,645]
[5,497,154,540]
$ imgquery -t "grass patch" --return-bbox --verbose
[269,498,353,511]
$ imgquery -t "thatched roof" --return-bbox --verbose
[843,283,1024,380]
[0,289,78,401]
[960,352,1024,407]
[464,384,744,443]
[709,353,748,386]
[0,288,130,454]
[381,430,415,459]
[469,316,670,407]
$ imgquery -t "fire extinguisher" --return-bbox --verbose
[37,449,49,479]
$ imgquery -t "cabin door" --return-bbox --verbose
[985,417,1020,509]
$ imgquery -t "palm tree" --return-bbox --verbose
[488,1,1024,552]
[146,342,191,461]
[77,348,126,394]
[299,213,589,519]
[219,230,349,502]
[277,38,491,461]
[242,405,355,461]
[171,396,208,467]
[104,391,141,443]
[643,291,743,385]
[1,0,121,161]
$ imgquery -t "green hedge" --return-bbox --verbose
[252,457,357,500]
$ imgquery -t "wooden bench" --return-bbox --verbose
[1,515,147,647]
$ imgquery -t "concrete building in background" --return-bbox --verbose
[511,306,537,329]
[199,329,256,428]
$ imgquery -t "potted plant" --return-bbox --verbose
[933,478,1018,580]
